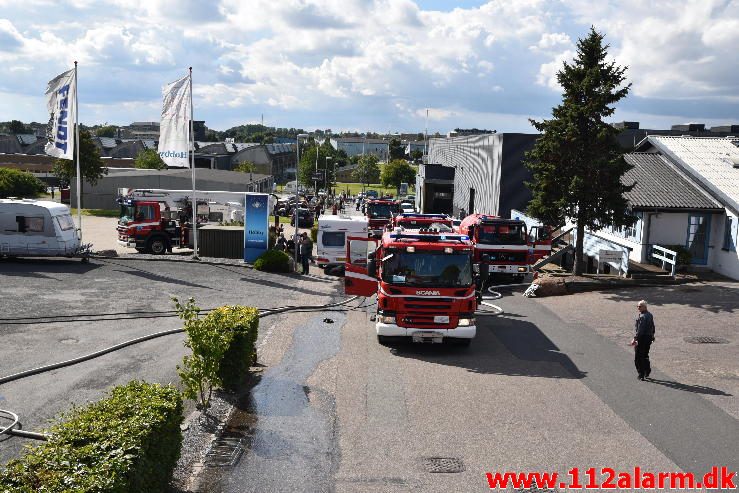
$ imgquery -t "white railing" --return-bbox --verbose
[652,245,678,277]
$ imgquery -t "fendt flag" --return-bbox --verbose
[159,74,191,168]
[44,69,76,160]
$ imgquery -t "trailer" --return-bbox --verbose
[0,199,80,258]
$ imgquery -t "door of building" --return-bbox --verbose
[686,214,711,265]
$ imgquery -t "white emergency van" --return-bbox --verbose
[0,199,80,258]
[316,215,368,268]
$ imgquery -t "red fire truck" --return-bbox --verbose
[364,198,400,235]
[116,189,246,254]
[345,228,478,345]
[458,214,530,281]
[391,213,453,231]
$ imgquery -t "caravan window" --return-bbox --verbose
[321,231,345,247]
[14,216,44,233]
[56,214,75,231]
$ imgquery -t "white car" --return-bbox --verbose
[400,203,415,214]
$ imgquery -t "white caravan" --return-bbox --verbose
[316,215,368,268]
[0,199,80,258]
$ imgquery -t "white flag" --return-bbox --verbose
[44,68,76,160]
[159,74,191,168]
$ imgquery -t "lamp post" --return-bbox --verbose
[325,156,332,194]
[295,133,309,271]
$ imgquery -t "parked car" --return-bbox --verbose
[365,190,378,199]
[400,203,415,214]
[290,208,315,228]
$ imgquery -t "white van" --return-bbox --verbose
[0,199,80,258]
[316,215,368,268]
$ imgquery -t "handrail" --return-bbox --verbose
[652,245,677,277]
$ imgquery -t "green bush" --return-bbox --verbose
[0,168,46,198]
[212,306,260,391]
[0,381,183,492]
[254,249,291,272]
[666,244,692,267]
[174,298,260,407]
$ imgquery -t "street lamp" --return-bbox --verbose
[295,133,309,271]
[325,156,332,194]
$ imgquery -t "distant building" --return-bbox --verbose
[329,137,389,160]
[125,121,160,140]
[231,143,296,183]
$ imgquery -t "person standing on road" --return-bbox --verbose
[299,232,313,275]
[631,300,655,381]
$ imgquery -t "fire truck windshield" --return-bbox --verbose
[382,251,472,287]
[477,223,527,245]
[367,203,398,218]
[120,205,135,223]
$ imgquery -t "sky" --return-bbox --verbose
[1,0,738,134]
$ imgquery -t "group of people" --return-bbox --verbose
[274,229,313,275]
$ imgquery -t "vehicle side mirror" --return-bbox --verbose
[478,262,489,282]
[367,258,377,278]
[467,225,474,237]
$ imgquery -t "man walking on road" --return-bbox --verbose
[299,232,313,275]
[631,300,655,381]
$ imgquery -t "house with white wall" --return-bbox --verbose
[580,136,739,280]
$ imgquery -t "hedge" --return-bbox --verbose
[0,168,45,199]
[211,306,260,391]
[254,249,291,272]
[0,381,183,492]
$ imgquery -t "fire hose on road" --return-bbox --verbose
[0,296,362,442]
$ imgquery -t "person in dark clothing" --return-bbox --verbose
[631,300,655,381]
[299,232,313,274]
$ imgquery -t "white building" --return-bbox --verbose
[329,137,389,160]
[582,136,739,280]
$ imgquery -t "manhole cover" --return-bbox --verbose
[685,336,730,344]
[204,436,245,466]
[422,457,465,473]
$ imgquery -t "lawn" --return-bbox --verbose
[333,182,415,197]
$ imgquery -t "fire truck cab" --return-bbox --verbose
[365,198,400,236]
[458,214,530,281]
[391,213,453,231]
[345,228,477,345]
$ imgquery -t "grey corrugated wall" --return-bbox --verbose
[428,134,502,216]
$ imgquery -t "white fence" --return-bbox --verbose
[652,245,678,277]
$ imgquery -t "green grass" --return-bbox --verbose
[271,215,293,224]
[70,208,120,218]
[333,182,415,197]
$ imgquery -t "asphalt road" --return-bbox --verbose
[205,285,738,492]
[0,257,339,465]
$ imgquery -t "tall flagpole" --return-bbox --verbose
[74,61,82,242]
[189,67,198,260]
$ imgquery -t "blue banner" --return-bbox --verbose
[243,193,269,263]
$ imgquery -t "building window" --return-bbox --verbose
[723,216,737,252]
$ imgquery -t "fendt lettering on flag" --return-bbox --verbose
[159,74,191,168]
[44,69,77,160]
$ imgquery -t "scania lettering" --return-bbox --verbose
[458,214,530,282]
[345,228,479,346]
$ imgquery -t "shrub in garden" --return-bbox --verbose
[0,168,46,198]
[174,298,260,408]
[0,381,183,492]
[310,224,318,243]
[253,249,291,272]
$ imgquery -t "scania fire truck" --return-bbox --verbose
[345,228,478,345]
[458,214,530,281]
[364,198,400,235]
[391,213,453,231]
[116,189,247,254]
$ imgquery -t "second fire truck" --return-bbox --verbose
[458,214,531,282]
[364,198,400,235]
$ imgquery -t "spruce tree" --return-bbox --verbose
[525,27,634,275]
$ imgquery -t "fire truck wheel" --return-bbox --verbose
[148,237,168,255]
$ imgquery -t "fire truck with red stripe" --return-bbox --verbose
[391,213,453,231]
[364,198,400,235]
[345,228,479,346]
[458,214,531,282]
